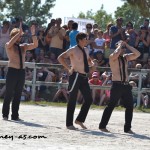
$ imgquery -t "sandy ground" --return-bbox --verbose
[0,103,150,150]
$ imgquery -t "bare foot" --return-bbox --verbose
[67,125,77,130]
[75,120,87,129]
[99,128,110,132]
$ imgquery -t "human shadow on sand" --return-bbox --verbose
[129,133,150,140]
[9,120,46,128]
[113,132,150,140]
[78,129,116,138]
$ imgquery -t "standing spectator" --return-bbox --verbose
[86,23,95,53]
[143,18,149,30]
[65,20,74,50]
[2,22,38,121]
[69,22,79,47]
[0,20,10,60]
[135,25,150,65]
[35,29,46,57]
[94,30,105,54]
[125,22,138,49]
[103,23,113,43]
[49,18,66,58]
[92,23,99,31]
[109,17,126,53]
[44,19,56,53]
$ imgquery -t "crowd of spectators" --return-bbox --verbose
[0,16,150,107]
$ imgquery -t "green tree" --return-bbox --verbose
[78,12,86,19]
[0,0,56,25]
[122,0,150,17]
[77,5,113,31]
[115,2,145,29]
[94,5,113,30]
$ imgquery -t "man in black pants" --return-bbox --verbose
[2,22,38,121]
[99,40,140,133]
[58,32,96,130]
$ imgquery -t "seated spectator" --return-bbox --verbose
[36,67,55,100]
[129,63,146,86]
[88,71,102,105]
[36,49,45,63]
[25,67,33,81]
[143,73,150,88]
[94,51,107,67]
[100,74,112,106]
[141,92,149,108]
[0,84,6,98]
[94,30,105,54]
[52,74,69,102]
[20,85,31,101]
[143,57,150,69]
[25,51,35,62]
[129,80,138,107]
[48,52,59,64]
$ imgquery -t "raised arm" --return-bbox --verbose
[22,25,38,51]
[7,22,23,49]
[109,41,124,60]
[125,43,141,61]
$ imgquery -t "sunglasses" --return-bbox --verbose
[87,27,92,29]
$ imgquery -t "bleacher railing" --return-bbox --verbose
[0,61,150,107]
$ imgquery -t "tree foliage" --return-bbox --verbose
[77,5,113,30]
[0,0,56,24]
[122,0,150,17]
[115,2,145,29]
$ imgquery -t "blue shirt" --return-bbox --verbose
[69,30,79,47]
[110,26,125,49]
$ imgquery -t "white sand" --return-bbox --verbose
[0,103,150,150]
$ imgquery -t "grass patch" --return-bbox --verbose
[0,99,150,113]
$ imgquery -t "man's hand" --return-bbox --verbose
[19,22,23,35]
[68,67,74,75]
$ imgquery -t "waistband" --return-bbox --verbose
[112,81,129,85]
[74,72,88,77]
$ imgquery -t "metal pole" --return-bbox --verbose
[137,72,142,107]
[31,63,36,101]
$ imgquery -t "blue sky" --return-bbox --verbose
[46,0,124,23]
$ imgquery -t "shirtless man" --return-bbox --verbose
[58,32,95,130]
[2,22,38,120]
[99,40,140,133]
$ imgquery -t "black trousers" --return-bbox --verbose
[99,82,133,132]
[2,67,25,119]
[66,72,93,127]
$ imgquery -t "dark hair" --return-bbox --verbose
[76,32,87,44]
[145,18,149,22]
[3,20,9,25]
[126,21,133,28]
[72,22,78,30]
[140,25,147,30]
[86,23,92,29]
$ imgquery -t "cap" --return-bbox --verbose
[92,72,99,78]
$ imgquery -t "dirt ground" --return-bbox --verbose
[0,103,150,150]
